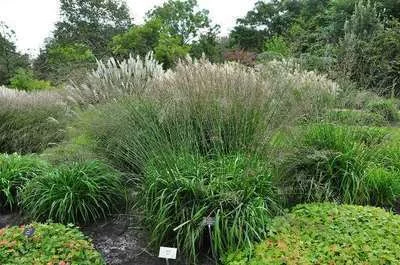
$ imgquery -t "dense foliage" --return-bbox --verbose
[277,123,400,207]
[9,68,52,91]
[0,223,104,265]
[21,160,125,224]
[0,154,48,211]
[0,22,29,86]
[1,0,400,263]
[143,153,280,263]
[224,203,400,264]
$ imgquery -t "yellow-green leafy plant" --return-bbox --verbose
[0,223,104,265]
[224,203,400,264]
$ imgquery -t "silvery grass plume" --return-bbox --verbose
[66,52,164,107]
[0,86,71,153]
[258,59,339,125]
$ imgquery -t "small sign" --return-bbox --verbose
[158,247,177,260]
[202,217,216,226]
[23,226,35,238]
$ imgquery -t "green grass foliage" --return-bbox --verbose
[367,99,399,123]
[323,109,388,126]
[0,153,48,211]
[143,153,280,264]
[224,203,400,265]
[0,223,104,265]
[277,123,400,206]
[78,59,336,173]
[21,160,125,224]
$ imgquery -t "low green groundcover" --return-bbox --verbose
[0,223,104,265]
[224,203,400,264]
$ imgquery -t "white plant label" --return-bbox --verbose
[159,247,177,260]
[202,217,216,226]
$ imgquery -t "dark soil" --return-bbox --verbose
[0,211,25,228]
[0,212,215,265]
[82,214,166,265]
[0,212,175,265]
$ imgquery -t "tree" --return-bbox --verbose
[34,0,130,83]
[9,68,52,91]
[154,33,190,69]
[111,19,189,69]
[34,42,96,84]
[229,25,267,52]
[190,33,225,62]
[54,0,132,58]
[0,22,29,85]
[338,0,400,96]
[111,0,220,67]
[111,19,163,58]
[146,0,219,45]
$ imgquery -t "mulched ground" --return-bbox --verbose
[0,212,178,265]
[82,214,166,265]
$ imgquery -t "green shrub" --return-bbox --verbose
[9,68,52,91]
[224,203,400,265]
[278,124,391,205]
[323,109,388,126]
[0,154,48,211]
[0,222,104,265]
[264,36,290,57]
[21,160,125,224]
[0,86,71,154]
[142,153,280,264]
[367,99,399,122]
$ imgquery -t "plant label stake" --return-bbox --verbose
[23,226,35,238]
[202,217,216,264]
[159,246,177,265]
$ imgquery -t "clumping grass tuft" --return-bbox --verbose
[277,123,392,205]
[0,86,72,154]
[365,166,400,207]
[0,153,48,212]
[65,53,164,106]
[79,58,337,174]
[367,99,399,123]
[142,153,280,264]
[323,109,388,126]
[21,160,125,224]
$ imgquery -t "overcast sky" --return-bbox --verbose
[0,0,257,55]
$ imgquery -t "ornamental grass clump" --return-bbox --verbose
[0,153,48,212]
[0,86,71,154]
[80,58,337,174]
[21,160,125,224]
[143,153,280,264]
[65,53,164,106]
[277,123,392,205]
